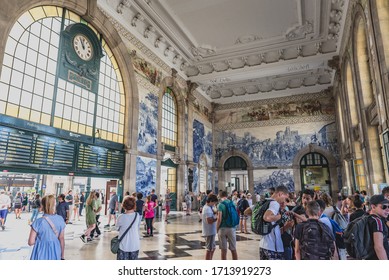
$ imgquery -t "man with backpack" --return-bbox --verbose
[258,185,289,260]
[216,190,239,260]
[295,200,336,260]
[364,195,389,259]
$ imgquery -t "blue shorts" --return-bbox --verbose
[0,209,7,219]
[109,208,116,215]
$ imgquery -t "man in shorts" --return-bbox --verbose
[216,190,238,260]
[0,190,11,230]
[104,189,118,228]
[202,194,218,260]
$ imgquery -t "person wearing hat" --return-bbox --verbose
[367,194,389,260]
[0,189,11,230]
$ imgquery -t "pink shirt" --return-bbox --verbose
[144,201,155,218]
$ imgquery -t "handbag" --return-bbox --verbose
[111,212,138,254]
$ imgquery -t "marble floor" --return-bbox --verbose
[0,210,261,260]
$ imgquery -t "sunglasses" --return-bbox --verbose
[380,205,389,210]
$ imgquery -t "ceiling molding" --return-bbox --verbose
[99,0,350,104]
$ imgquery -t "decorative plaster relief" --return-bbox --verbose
[131,53,164,87]
[285,21,314,40]
[235,34,262,44]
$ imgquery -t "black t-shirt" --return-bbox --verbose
[366,214,389,260]
[349,209,365,223]
[56,201,69,221]
[65,194,73,205]
[151,194,158,203]
[136,199,145,215]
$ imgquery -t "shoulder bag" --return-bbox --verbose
[111,212,138,254]
[42,216,59,237]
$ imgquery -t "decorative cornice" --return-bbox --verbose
[215,115,336,130]
[99,7,189,91]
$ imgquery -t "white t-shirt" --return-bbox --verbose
[259,200,283,252]
[116,212,141,252]
[202,204,217,236]
[0,194,11,211]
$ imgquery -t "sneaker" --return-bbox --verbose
[94,234,101,239]
[112,224,115,227]
[80,235,86,243]
[1,225,4,231]
[86,237,93,243]
[104,224,110,228]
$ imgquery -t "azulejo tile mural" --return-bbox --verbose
[193,119,212,166]
[253,169,295,195]
[215,122,338,168]
[136,156,157,197]
[138,90,158,155]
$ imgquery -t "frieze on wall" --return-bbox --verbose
[215,115,335,130]
[132,53,164,87]
[215,90,332,111]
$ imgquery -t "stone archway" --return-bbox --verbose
[292,144,338,199]
[218,150,254,200]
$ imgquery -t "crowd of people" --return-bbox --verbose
[2,185,389,261]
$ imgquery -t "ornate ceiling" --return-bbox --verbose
[99,0,348,104]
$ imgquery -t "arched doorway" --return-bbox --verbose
[300,152,331,194]
[224,156,248,194]
[218,150,254,199]
[292,144,338,198]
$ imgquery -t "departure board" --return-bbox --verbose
[77,144,124,175]
[0,125,124,176]
[0,126,75,171]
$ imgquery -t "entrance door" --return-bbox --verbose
[300,153,331,194]
[105,180,117,215]
[224,156,247,193]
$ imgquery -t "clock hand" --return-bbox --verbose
[80,37,85,50]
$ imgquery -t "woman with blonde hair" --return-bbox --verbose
[80,190,96,243]
[28,194,66,260]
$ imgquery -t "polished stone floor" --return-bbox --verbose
[0,209,261,260]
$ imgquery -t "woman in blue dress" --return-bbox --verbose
[28,194,66,260]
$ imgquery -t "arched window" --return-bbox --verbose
[161,87,177,147]
[0,6,125,143]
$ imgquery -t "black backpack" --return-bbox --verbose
[299,219,335,260]
[238,199,248,213]
[251,199,277,235]
[343,215,373,259]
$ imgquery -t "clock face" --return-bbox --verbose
[73,34,93,61]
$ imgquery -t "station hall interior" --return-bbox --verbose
[1,0,389,259]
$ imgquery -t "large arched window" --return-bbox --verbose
[161,87,177,147]
[0,6,125,143]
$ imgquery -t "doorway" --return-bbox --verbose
[300,152,331,194]
[224,156,248,194]
[161,159,178,211]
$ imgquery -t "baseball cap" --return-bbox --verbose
[370,194,389,205]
